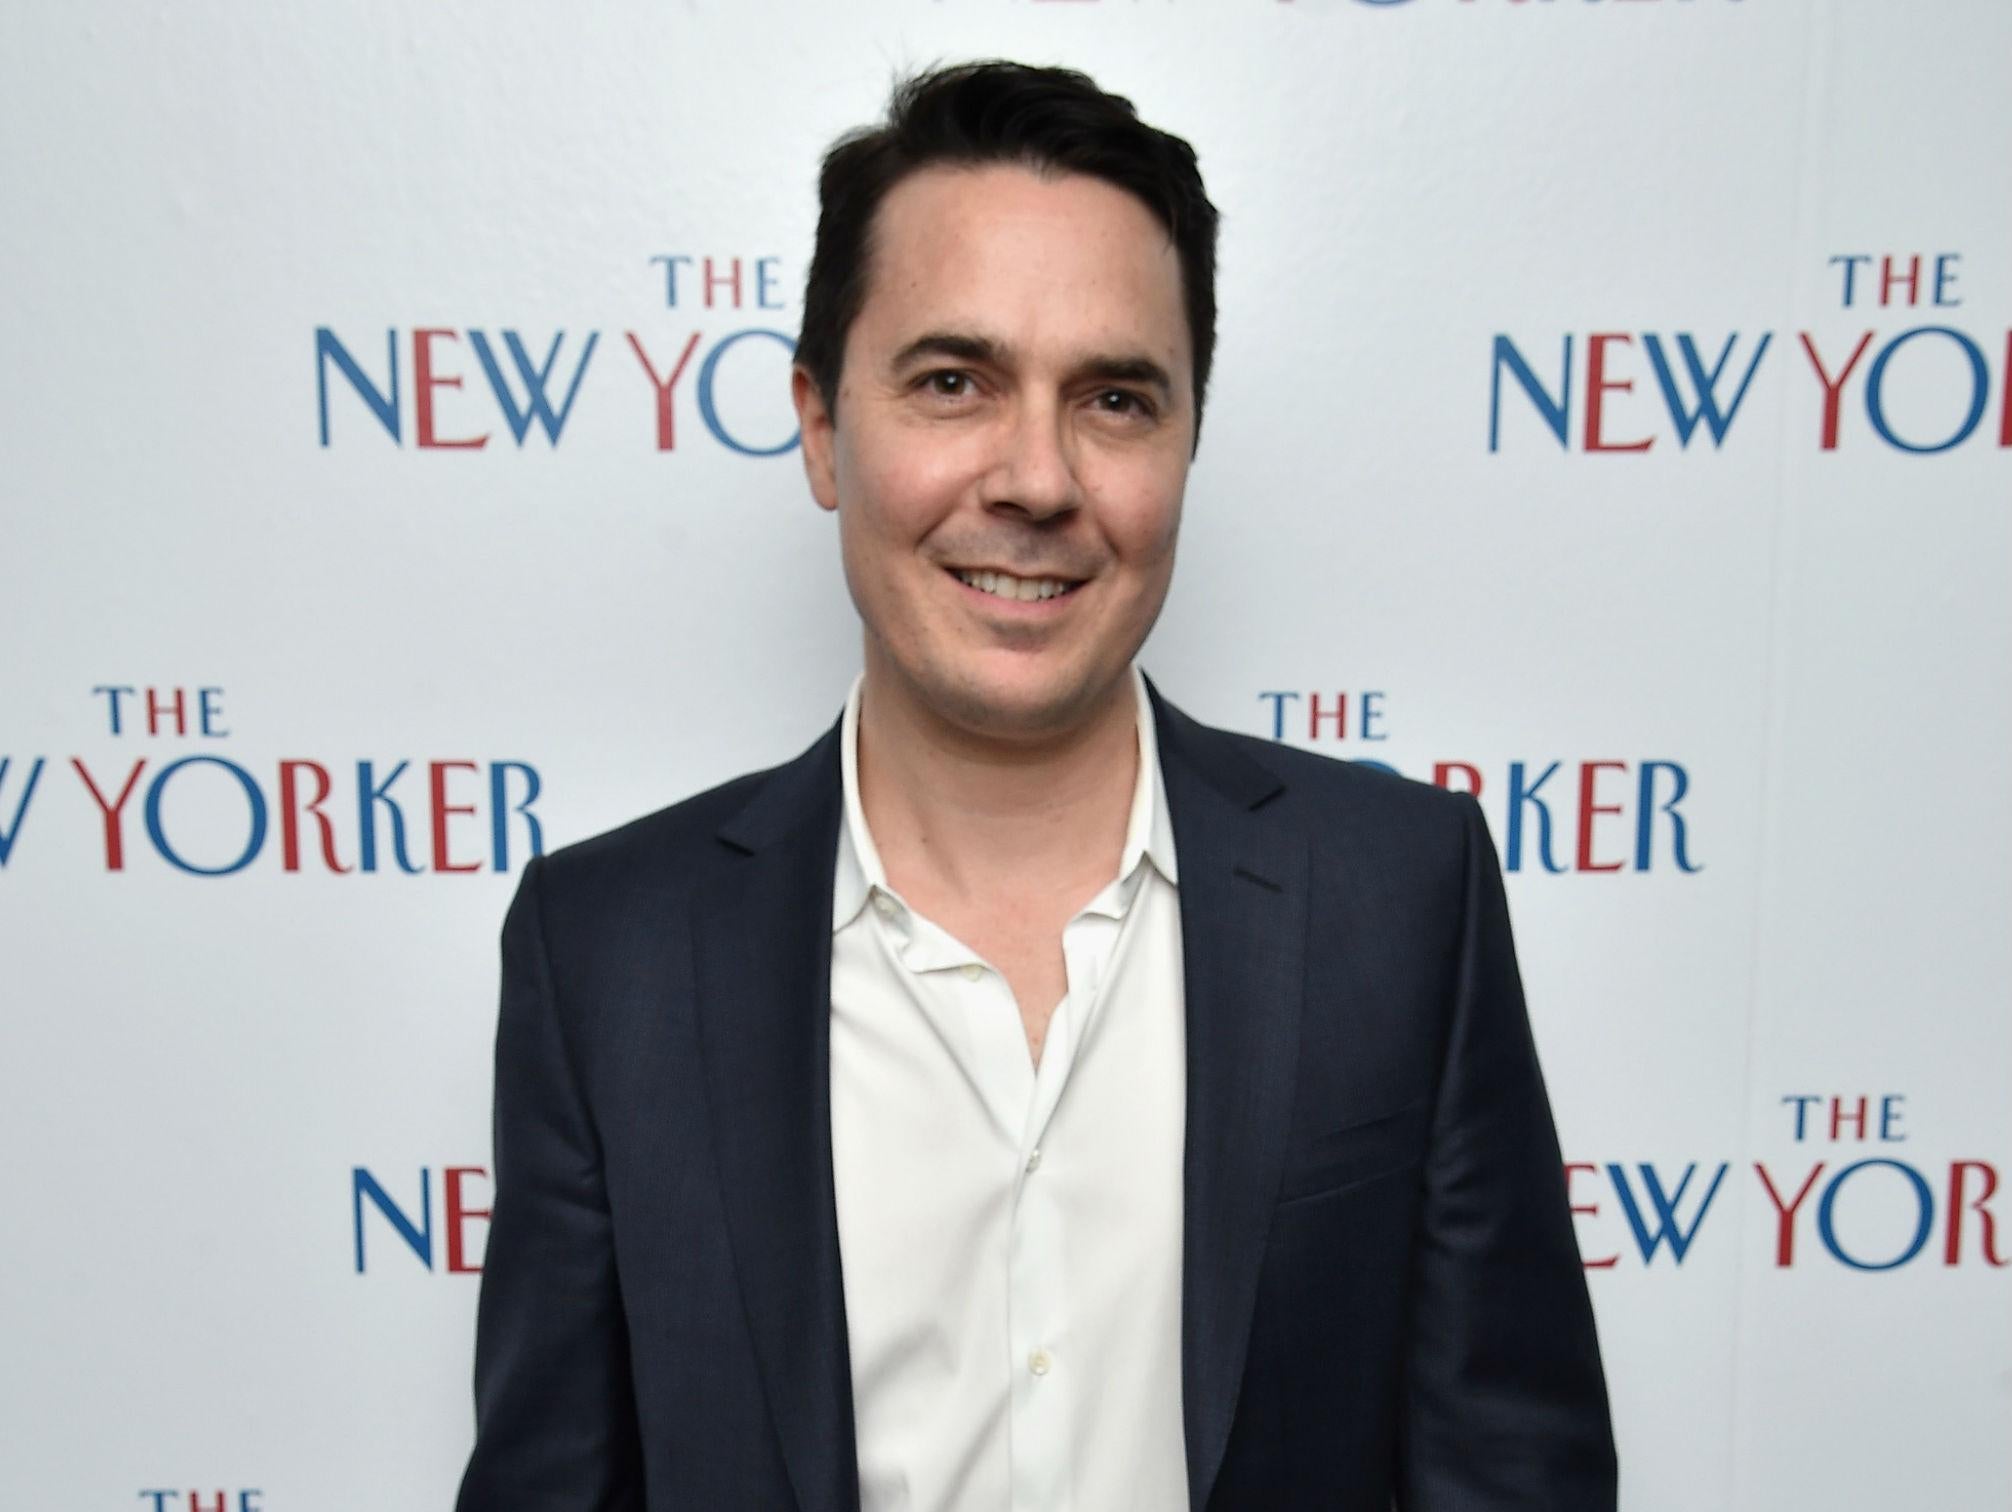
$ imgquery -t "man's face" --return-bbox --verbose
[794,162,1194,743]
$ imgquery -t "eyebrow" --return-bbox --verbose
[889,330,1177,403]
[891,331,1004,371]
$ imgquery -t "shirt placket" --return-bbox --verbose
[1004,896,1136,1512]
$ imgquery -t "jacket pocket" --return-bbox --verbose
[1275,1096,1432,1206]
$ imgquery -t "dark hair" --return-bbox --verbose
[797,61,1221,443]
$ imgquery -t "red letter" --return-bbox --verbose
[1878,254,1921,307]
[1583,333,1653,452]
[145,687,187,736]
[1575,760,1627,872]
[70,758,146,871]
[429,760,481,873]
[189,1495,227,1512]
[1798,331,1874,450]
[1566,1162,1618,1269]
[626,331,703,451]
[1945,1161,2008,1267]
[1307,693,1347,741]
[702,256,743,309]
[1830,1096,1868,1141]
[444,1165,492,1274]
[1754,1162,1825,1266]
[2000,332,2011,448]
[413,329,489,449]
[278,759,350,873]
[1432,762,1483,797]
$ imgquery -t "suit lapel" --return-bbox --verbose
[690,724,859,1512]
[1152,689,1310,1512]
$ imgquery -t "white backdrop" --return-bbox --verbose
[3,2,2008,1508]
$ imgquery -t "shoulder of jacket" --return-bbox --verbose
[1188,718,1474,840]
[528,761,784,901]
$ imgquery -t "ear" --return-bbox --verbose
[792,365,840,513]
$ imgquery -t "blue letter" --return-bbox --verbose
[1879,1094,1906,1142]
[490,761,545,872]
[0,757,46,867]
[144,757,268,876]
[1257,691,1299,740]
[316,328,401,446]
[1782,1094,1820,1141]
[1816,1159,1934,1271]
[1643,332,1771,448]
[357,760,422,874]
[1607,1162,1729,1265]
[697,329,800,456]
[1865,326,1990,453]
[1505,761,1565,874]
[1932,253,1961,307]
[353,1167,433,1273]
[468,330,600,446]
[1828,254,1871,307]
[198,687,228,737]
[1635,761,1701,873]
[1489,335,1572,452]
[650,254,693,306]
[92,685,136,735]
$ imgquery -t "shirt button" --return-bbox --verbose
[1028,1349,1052,1377]
[960,962,983,981]
[872,895,896,919]
[1025,1148,1042,1174]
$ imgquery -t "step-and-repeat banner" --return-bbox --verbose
[4,2,2007,1508]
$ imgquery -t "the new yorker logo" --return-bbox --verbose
[1568,1092,2008,1273]
[315,251,799,457]
[1491,250,2011,456]
[0,685,543,877]
[1256,687,1701,875]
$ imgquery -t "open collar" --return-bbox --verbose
[830,666,1177,934]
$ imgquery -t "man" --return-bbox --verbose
[457,62,1616,1511]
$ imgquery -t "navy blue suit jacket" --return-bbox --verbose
[456,685,1617,1510]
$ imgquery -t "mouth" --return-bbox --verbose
[947,566,1086,604]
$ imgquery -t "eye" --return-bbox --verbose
[1091,388,1155,420]
[920,370,974,398]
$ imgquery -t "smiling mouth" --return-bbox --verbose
[950,567,1084,603]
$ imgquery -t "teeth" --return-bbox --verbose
[956,569,1074,602]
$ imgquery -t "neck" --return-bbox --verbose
[855,649,1140,907]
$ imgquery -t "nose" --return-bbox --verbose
[985,397,1081,522]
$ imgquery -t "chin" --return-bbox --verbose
[935,659,1123,741]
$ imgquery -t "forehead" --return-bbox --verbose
[851,163,1190,376]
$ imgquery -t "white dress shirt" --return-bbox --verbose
[828,668,1189,1512]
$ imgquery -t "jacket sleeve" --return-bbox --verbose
[456,857,646,1512]
[1395,796,1619,1508]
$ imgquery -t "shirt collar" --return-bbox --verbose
[832,666,1178,933]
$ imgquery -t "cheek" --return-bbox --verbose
[833,451,965,630]
[1104,471,1186,571]
[837,430,972,547]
